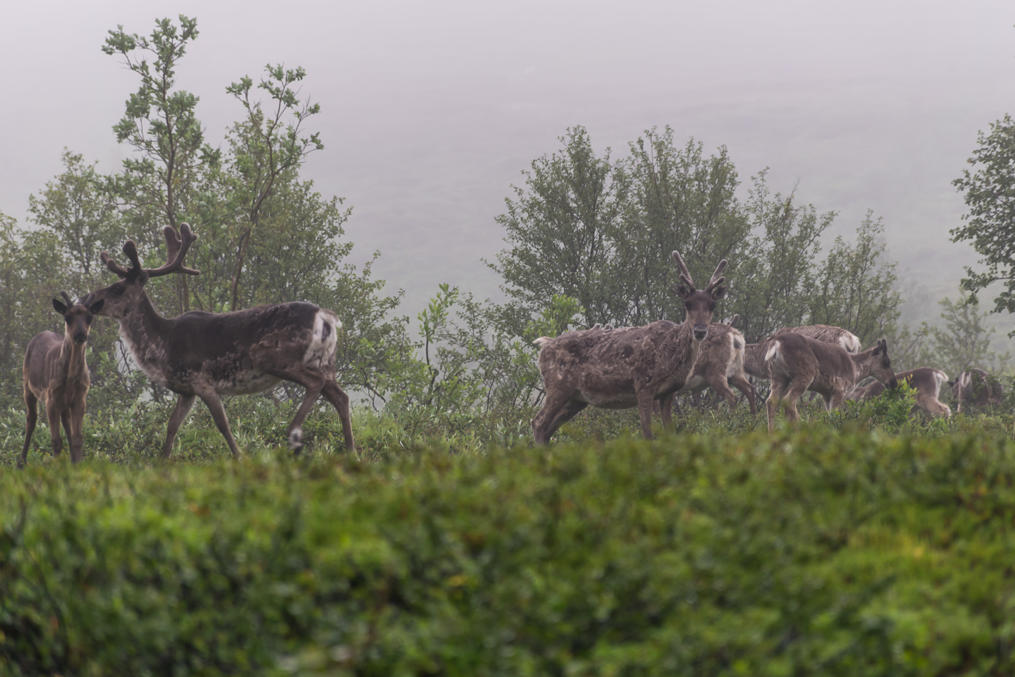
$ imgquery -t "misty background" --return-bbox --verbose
[3,0,1014,324]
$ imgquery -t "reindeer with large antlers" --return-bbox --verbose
[82,223,354,457]
[531,252,728,443]
[20,292,104,466]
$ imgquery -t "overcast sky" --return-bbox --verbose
[3,0,1014,316]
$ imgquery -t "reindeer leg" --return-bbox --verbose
[636,389,656,439]
[162,394,196,458]
[286,384,325,454]
[322,382,355,452]
[766,379,787,432]
[60,409,81,463]
[708,373,738,411]
[729,374,757,415]
[659,393,675,431]
[783,377,812,423]
[20,391,38,468]
[46,401,63,458]
[196,390,241,458]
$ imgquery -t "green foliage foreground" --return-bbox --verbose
[3,427,1015,675]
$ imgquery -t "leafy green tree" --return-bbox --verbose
[492,126,628,327]
[729,172,832,340]
[952,114,1015,322]
[27,151,123,287]
[618,128,748,324]
[911,296,1010,377]
[809,212,902,345]
[103,15,216,314]
[222,65,323,311]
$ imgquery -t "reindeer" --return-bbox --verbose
[744,323,860,381]
[531,252,727,443]
[951,368,1004,414]
[20,293,104,467]
[660,323,757,418]
[81,224,354,457]
[764,333,897,431]
[773,324,861,353]
[848,367,952,418]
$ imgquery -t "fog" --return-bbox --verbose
[3,0,1014,318]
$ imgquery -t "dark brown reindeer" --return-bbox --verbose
[531,252,728,443]
[951,368,1004,414]
[765,333,897,431]
[21,292,104,467]
[660,323,757,419]
[82,223,354,457]
[849,367,952,418]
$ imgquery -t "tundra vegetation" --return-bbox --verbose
[2,14,1015,674]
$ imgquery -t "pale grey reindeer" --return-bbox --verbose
[81,223,354,457]
[765,333,898,431]
[660,322,757,419]
[849,367,951,418]
[532,252,728,443]
[21,292,104,466]
[951,368,1003,414]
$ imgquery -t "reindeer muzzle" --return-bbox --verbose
[693,324,708,341]
[73,332,88,345]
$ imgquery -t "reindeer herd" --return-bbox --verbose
[16,232,1008,464]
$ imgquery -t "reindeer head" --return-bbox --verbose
[84,224,200,319]
[672,251,727,342]
[867,338,898,389]
[53,291,103,345]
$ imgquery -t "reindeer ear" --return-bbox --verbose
[52,298,68,315]
[88,298,104,315]
[710,282,727,300]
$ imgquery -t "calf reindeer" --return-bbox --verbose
[849,367,951,418]
[773,324,861,353]
[661,323,757,419]
[951,368,1003,414]
[82,224,354,457]
[21,293,103,466]
[765,333,897,431]
[532,252,728,443]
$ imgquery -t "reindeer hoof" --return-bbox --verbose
[288,428,304,453]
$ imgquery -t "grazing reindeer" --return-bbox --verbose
[532,252,728,443]
[660,323,757,419]
[849,367,952,418]
[21,293,104,467]
[773,324,861,354]
[744,323,860,381]
[82,223,354,457]
[951,368,1004,414]
[765,333,897,431]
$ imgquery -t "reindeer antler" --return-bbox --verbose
[705,259,728,296]
[59,291,74,307]
[100,224,200,279]
[146,224,199,278]
[671,250,696,291]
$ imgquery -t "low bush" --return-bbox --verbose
[3,427,1015,674]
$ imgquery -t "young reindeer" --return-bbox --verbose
[744,323,861,381]
[849,367,952,418]
[660,322,757,419]
[21,292,104,467]
[82,223,354,457]
[765,333,898,431]
[532,252,728,443]
[951,368,1004,414]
